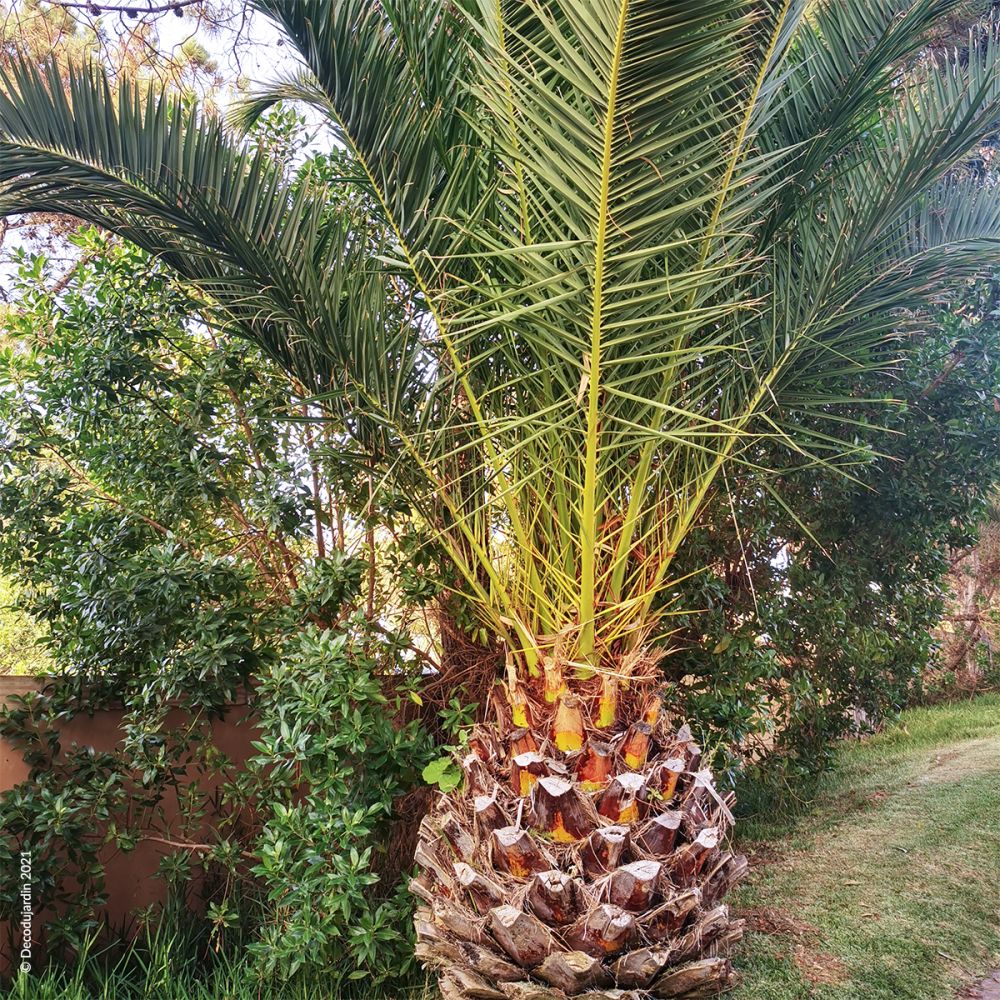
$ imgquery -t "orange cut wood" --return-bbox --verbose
[653,757,685,801]
[642,694,662,727]
[597,772,646,824]
[552,695,585,752]
[621,722,653,770]
[510,727,538,758]
[564,903,635,957]
[576,741,613,790]
[491,826,553,878]
[510,750,548,796]
[528,775,598,842]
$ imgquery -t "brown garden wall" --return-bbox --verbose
[0,676,256,975]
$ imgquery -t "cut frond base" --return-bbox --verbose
[412,665,747,999]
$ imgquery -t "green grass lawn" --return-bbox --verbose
[730,694,1000,1000]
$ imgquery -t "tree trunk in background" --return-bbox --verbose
[940,516,1000,689]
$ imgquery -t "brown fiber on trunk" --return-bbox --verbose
[475,788,510,833]
[534,949,611,992]
[612,945,674,988]
[636,810,683,855]
[580,825,631,878]
[440,969,507,1000]
[650,958,731,998]
[642,889,703,942]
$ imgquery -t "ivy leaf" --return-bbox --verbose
[712,635,733,654]
[422,756,462,793]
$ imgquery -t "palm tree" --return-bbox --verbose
[3,1,1000,996]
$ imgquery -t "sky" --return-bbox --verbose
[153,2,296,100]
[0,1,307,293]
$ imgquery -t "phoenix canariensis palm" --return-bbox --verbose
[4,1,1000,996]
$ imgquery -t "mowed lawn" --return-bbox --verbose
[730,694,1000,1000]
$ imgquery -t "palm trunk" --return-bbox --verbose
[412,653,747,999]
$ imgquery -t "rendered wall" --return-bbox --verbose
[0,676,255,975]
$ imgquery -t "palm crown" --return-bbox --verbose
[2,1,1000,675]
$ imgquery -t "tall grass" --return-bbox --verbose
[2,929,432,1000]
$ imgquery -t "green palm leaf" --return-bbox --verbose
[2,0,1000,668]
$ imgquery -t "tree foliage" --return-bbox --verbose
[0,230,438,987]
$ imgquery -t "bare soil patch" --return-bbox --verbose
[741,905,817,939]
[744,843,784,868]
[740,906,849,986]
[792,944,849,986]
[919,739,1000,784]
[958,972,1000,1000]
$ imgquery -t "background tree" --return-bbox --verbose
[937,500,1000,689]
[0,574,51,674]
[666,282,1000,780]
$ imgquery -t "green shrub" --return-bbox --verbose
[247,620,434,989]
[0,231,438,983]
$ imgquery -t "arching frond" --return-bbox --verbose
[2,0,999,667]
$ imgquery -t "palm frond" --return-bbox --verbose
[0,57,427,458]
[4,1,1000,669]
